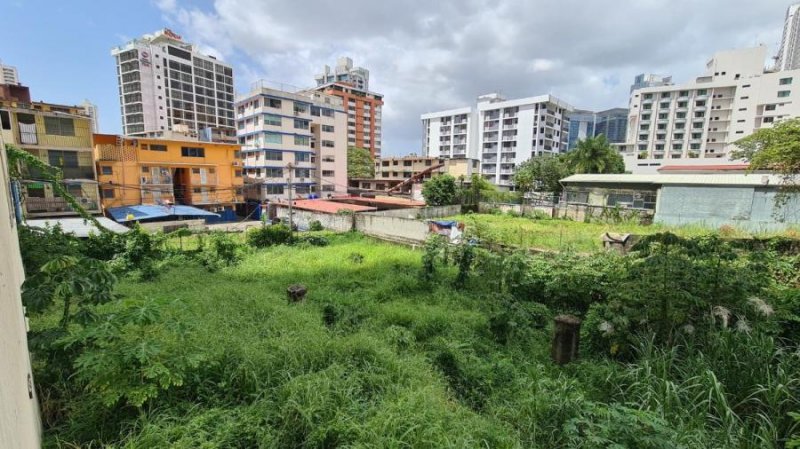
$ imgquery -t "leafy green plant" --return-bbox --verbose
[246,224,293,248]
[198,232,242,271]
[309,220,324,231]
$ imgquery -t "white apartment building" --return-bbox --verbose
[624,46,800,173]
[80,100,99,133]
[0,60,19,85]
[422,93,572,188]
[111,29,235,141]
[777,3,800,71]
[315,57,370,91]
[236,82,348,202]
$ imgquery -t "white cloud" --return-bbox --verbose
[158,0,787,155]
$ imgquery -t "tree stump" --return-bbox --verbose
[287,284,307,303]
[552,314,582,365]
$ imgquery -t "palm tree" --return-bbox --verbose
[568,135,624,174]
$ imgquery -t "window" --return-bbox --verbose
[641,114,651,120]
[265,185,284,195]
[322,170,335,177]
[102,188,115,199]
[191,168,201,174]
[101,166,113,175]
[295,168,311,178]
[321,108,334,117]
[267,98,282,108]
[264,132,283,144]
[778,90,791,98]
[181,147,205,157]
[264,150,282,161]
[264,168,283,177]
[696,89,707,96]
[0,110,10,130]
[294,118,309,130]
[321,124,335,133]
[764,117,775,124]
[48,150,78,168]
[294,135,310,146]
[26,184,45,198]
[321,140,335,148]
[264,114,282,126]
[296,152,311,162]
[235,170,242,178]
[149,144,167,151]
[44,116,75,136]
[780,77,793,85]
[766,104,777,111]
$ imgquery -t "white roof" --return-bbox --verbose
[26,217,130,238]
[420,107,473,120]
[560,173,790,187]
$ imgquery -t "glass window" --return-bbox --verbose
[265,184,284,194]
[264,132,283,144]
[44,116,76,136]
[149,144,167,151]
[0,110,10,130]
[778,90,791,98]
[268,98,282,108]
[102,188,115,199]
[181,147,205,157]
[264,114,282,126]
[294,135,310,146]
[294,119,309,130]
[780,77,793,85]
[264,150,283,161]
[296,152,311,162]
[321,124,334,133]
[101,166,113,175]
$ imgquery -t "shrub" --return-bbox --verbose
[198,232,242,271]
[296,235,329,247]
[309,220,324,231]
[247,224,293,248]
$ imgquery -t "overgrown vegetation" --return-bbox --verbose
[20,221,800,447]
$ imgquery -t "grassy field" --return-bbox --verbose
[448,213,798,252]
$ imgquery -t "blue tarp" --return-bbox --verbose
[108,205,220,223]
[429,220,457,228]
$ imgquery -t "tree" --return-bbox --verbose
[514,155,572,194]
[460,173,495,204]
[733,118,800,203]
[422,174,459,206]
[567,135,625,174]
[347,147,374,179]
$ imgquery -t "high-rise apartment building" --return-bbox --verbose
[80,100,99,133]
[236,82,348,202]
[313,82,383,158]
[315,57,370,91]
[0,98,100,218]
[624,46,800,173]
[567,108,628,150]
[777,3,800,71]
[111,29,236,141]
[630,73,673,93]
[0,60,19,85]
[422,93,572,188]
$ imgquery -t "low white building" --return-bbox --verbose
[422,93,572,188]
[236,82,348,202]
[624,46,800,173]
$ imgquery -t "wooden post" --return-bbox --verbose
[287,284,307,303]
[552,314,581,365]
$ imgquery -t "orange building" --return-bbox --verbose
[314,82,383,158]
[93,133,244,215]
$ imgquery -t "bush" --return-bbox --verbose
[198,232,242,271]
[247,224,293,248]
[309,220,324,231]
[296,235,329,247]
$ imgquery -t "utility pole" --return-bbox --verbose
[286,162,294,231]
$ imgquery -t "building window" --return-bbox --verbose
[0,110,10,130]
[264,167,283,177]
[296,152,311,162]
[294,135,310,146]
[268,98,282,108]
[322,170,335,177]
[149,144,167,151]
[780,77,793,85]
[102,188,115,199]
[322,108,334,117]
[264,114,282,126]
[764,117,775,124]
[265,185,284,195]
[264,132,283,144]
[321,124,335,133]
[265,150,282,161]
[101,166,113,175]
[48,150,79,168]
[181,147,205,157]
[43,116,76,136]
[235,170,242,177]
[766,104,777,111]
[778,90,791,98]
[321,140,335,148]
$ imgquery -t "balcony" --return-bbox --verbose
[484,124,499,131]
[23,180,100,217]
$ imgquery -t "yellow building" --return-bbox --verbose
[0,98,100,218]
[93,133,244,217]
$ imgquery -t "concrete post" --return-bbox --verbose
[552,314,582,365]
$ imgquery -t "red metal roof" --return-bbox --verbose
[330,195,426,207]
[276,199,376,214]
[658,164,750,171]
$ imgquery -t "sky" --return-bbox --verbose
[0,0,792,156]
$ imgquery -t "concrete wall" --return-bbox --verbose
[366,205,461,219]
[0,136,42,447]
[656,185,800,231]
[355,213,430,244]
[276,208,354,232]
[140,219,207,233]
[478,202,555,217]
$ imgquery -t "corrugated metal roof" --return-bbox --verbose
[26,217,130,237]
[560,173,791,186]
[276,199,376,214]
[107,205,220,222]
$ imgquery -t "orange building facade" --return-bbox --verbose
[314,82,383,158]
[93,133,244,214]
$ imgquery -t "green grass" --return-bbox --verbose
[448,213,799,252]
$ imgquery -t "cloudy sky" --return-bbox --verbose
[0,0,792,155]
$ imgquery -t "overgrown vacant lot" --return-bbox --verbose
[449,212,799,252]
[26,228,800,448]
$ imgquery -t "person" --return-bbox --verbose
[450,222,465,243]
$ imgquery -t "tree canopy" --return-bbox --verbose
[567,135,625,174]
[733,118,800,205]
[422,174,459,206]
[513,155,572,194]
[347,147,374,179]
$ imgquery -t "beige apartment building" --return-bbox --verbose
[236,82,348,202]
[350,155,479,193]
